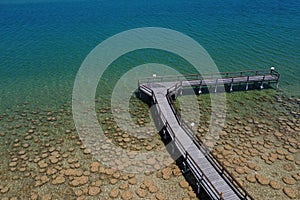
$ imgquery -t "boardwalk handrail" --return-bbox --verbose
[166,81,183,124]
[138,69,280,85]
[165,88,255,200]
[181,120,254,200]
[166,94,182,124]
[165,118,223,200]
[137,69,281,200]
[139,83,224,200]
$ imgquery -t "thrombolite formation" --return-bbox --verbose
[0,90,299,199]
[0,104,196,200]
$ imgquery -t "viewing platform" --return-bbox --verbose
[138,69,280,200]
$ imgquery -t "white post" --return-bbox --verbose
[196,182,201,194]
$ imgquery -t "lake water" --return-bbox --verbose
[0,0,299,111]
[0,0,299,199]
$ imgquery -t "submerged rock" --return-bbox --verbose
[255,174,270,185]
[283,187,298,199]
[269,181,282,190]
[109,188,120,198]
[121,190,133,200]
[88,186,101,196]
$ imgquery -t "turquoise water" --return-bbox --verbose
[1,0,300,111]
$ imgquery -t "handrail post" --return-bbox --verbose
[270,66,275,75]
[215,79,218,93]
[260,75,265,89]
[276,73,280,89]
[230,77,234,92]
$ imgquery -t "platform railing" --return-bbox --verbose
[138,69,280,200]
[139,84,224,200]
[165,87,255,200]
[138,69,280,85]
[180,119,254,200]
[164,117,224,200]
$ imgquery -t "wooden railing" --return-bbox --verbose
[164,117,223,200]
[139,84,225,200]
[166,94,181,125]
[165,86,255,200]
[138,69,280,200]
[140,83,252,199]
[138,69,280,85]
[181,119,254,200]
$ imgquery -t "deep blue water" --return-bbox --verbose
[0,0,299,111]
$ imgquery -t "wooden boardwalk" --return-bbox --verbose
[138,69,280,200]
